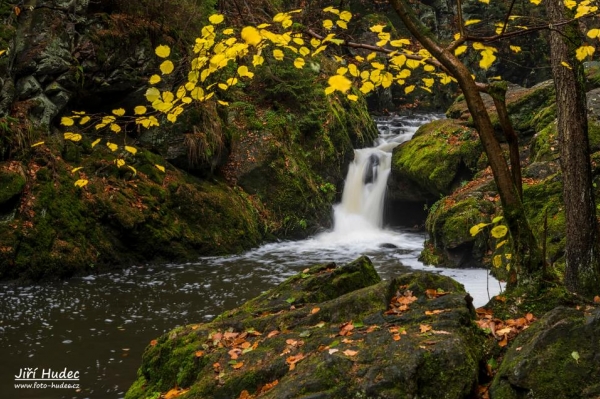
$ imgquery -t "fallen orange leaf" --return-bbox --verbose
[311,307,320,314]
[498,335,508,347]
[392,334,401,341]
[419,324,432,333]
[232,362,244,369]
[267,330,279,338]
[594,296,600,303]
[195,350,204,357]
[164,388,190,398]
[343,349,358,356]
[150,339,158,346]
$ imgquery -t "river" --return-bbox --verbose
[0,113,503,398]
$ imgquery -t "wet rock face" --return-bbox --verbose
[126,256,485,399]
[490,306,600,398]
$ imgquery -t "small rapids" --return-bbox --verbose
[0,113,503,399]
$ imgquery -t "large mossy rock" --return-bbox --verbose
[0,144,267,280]
[422,194,496,268]
[388,119,482,202]
[126,256,485,399]
[490,306,600,398]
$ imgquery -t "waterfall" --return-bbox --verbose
[332,113,440,234]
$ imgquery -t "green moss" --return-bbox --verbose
[392,119,482,197]
[522,177,565,270]
[0,168,25,205]
[424,196,495,267]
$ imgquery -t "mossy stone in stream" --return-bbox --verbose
[126,257,485,399]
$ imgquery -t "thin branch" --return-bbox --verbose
[456,0,465,38]
[500,0,517,36]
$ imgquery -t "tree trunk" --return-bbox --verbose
[488,82,523,200]
[546,0,600,297]
[389,0,543,286]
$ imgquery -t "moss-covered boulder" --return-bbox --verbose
[421,193,497,268]
[0,141,267,280]
[0,163,25,207]
[126,256,485,399]
[490,306,600,398]
[388,119,482,202]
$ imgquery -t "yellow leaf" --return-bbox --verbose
[336,20,348,29]
[465,19,482,26]
[479,49,497,70]
[406,59,420,69]
[370,24,385,33]
[530,0,542,5]
[310,38,321,48]
[149,74,161,84]
[347,94,358,101]
[241,26,262,46]
[299,46,310,57]
[0,49,6,57]
[145,87,161,102]
[112,108,125,116]
[422,77,434,87]
[479,0,489,3]
[106,142,118,152]
[587,28,600,39]
[110,124,121,133]
[496,240,508,249]
[323,19,333,30]
[133,105,147,115]
[359,81,374,94]
[327,74,352,93]
[208,14,224,24]
[404,85,415,94]
[454,45,468,56]
[95,123,107,130]
[61,117,75,126]
[74,179,88,188]
[217,100,229,106]
[218,83,228,90]
[124,146,137,155]
[252,54,264,67]
[493,255,502,268]
[273,49,284,61]
[323,6,340,14]
[576,45,595,61]
[294,57,305,69]
[80,116,90,125]
[91,138,101,148]
[223,28,234,35]
[155,164,166,172]
[64,132,82,142]
[423,64,435,72]
[510,45,522,53]
[71,167,83,174]
[160,60,174,74]
[127,165,137,176]
[31,141,45,148]
[114,158,125,168]
[366,52,377,61]
[491,225,508,238]
[561,61,572,69]
[339,11,352,22]
[155,45,171,58]
[102,116,116,124]
[293,37,304,45]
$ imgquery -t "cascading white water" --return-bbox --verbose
[332,113,435,234]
